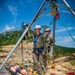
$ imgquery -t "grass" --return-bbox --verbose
[54,45,75,58]
[0,50,8,53]
[69,60,75,66]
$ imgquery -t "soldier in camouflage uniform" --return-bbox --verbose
[45,28,53,52]
[44,28,53,62]
[33,24,46,74]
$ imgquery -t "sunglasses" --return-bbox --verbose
[46,31,49,32]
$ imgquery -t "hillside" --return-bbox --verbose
[0,30,75,75]
[54,45,75,58]
[0,29,35,46]
[0,42,75,75]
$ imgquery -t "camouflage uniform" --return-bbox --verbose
[44,28,53,55]
[44,34,53,65]
[33,33,46,74]
[45,34,53,53]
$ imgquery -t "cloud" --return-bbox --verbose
[29,0,32,3]
[26,0,32,4]
[19,1,23,6]
[56,36,75,48]
[45,13,51,17]
[56,27,75,33]
[7,4,18,23]
[19,1,26,8]
[0,9,2,12]
[4,25,15,32]
[12,16,17,24]
[59,10,71,14]
[0,9,3,19]
[7,4,18,16]
[0,8,3,13]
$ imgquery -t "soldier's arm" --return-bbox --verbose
[50,35,54,45]
[42,35,47,50]
[50,35,56,46]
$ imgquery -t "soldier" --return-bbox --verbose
[33,24,46,74]
[45,28,53,57]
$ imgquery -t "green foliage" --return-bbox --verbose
[0,29,35,46]
[41,25,49,34]
[0,30,21,46]
[54,45,75,58]
[29,29,35,34]
[0,29,75,58]
[27,39,33,42]
[69,60,75,66]
[0,25,50,46]
[0,50,8,53]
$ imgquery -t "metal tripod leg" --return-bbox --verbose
[62,0,75,17]
[51,17,56,69]
[0,0,46,70]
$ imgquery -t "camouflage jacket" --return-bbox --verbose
[44,34,53,47]
[33,33,46,49]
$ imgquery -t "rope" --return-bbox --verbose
[38,4,50,16]
[49,1,75,11]
[35,4,50,21]
[60,16,75,43]
[50,19,55,25]
[36,12,50,20]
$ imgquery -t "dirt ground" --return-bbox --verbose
[0,42,75,75]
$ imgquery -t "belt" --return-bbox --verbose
[37,47,44,50]
[34,47,44,53]
[34,47,44,50]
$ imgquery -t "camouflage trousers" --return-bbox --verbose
[42,48,51,66]
[33,50,47,75]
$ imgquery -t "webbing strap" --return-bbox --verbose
[15,67,21,73]
[34,33,41,47]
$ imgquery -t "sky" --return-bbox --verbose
[0,0,75,48]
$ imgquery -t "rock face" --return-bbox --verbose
[0,43,33,64]
[0,68,9,75]
[45,59,75,75]
[0,43,75,75]
[0,43,33,75]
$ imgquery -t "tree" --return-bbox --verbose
[41,25,49,34]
